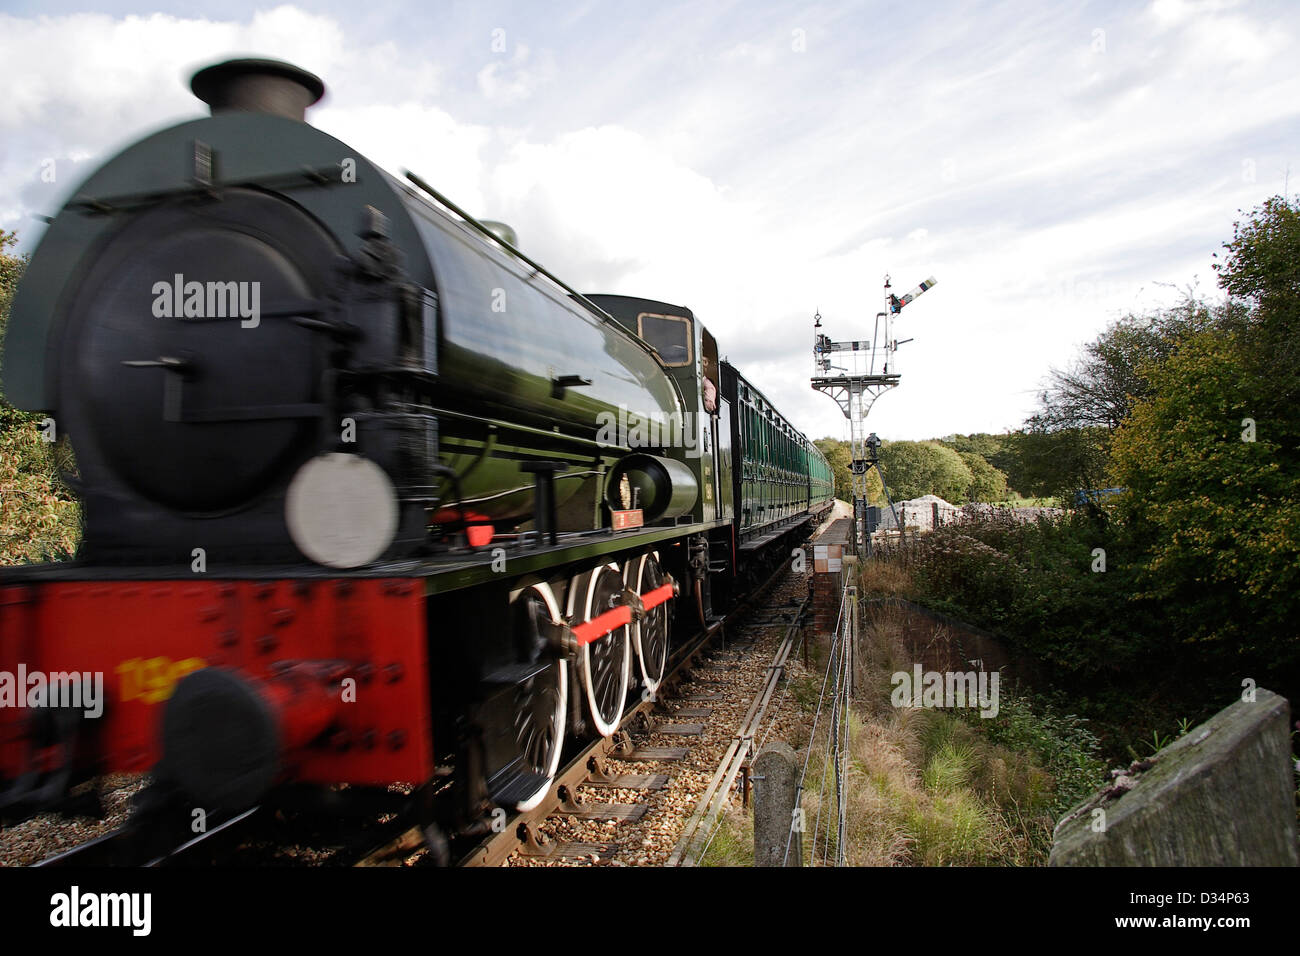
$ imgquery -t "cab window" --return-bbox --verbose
[638,313,692,366]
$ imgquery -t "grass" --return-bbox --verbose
[858,558,914,598]
[703,584,1107,867]
[697,806,755,867]
[796,707,1027,866]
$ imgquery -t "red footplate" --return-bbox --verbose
[0,578,433,791]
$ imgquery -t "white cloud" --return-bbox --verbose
[317,103,491,213]
[1148,0,1246,29]
[476,43,556,105]
[1146,0,1285,65]
[487,124,771,301]
[0,6,447,225]
[719,41,781,67]
[0,7,349,132]
[1,1,1296,445]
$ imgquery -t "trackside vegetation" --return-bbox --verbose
[0,230,80,563]
[701,599,1106,866]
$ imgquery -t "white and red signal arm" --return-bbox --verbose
[889,276,937,313]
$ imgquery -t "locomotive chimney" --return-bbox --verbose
[190,58,325,122]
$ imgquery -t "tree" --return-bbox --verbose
[1,229,32,433]
[1111,196,1300,676]
[0,230,81,563]
[942,432,1008,462]
[1213,195,1300,309]
[958,451,1008,502]
[813,437,852,500]
[1212,194,1300,414]
[937,433,1018,498]
[1004,425,1108,499]
[813,436,883,503]
[1012,298,1224,499]
[1109,327,1299,667]
[877,440,972,502]
[1037,304,1215,435]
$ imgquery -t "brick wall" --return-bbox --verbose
[810,567,843,633]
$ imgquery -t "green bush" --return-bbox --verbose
[892,511,1218,761]
[1,229,82,563]
[1,424,81,563]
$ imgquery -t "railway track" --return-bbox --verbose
[29,790,428,868]
[496,590,809,867]
[666,596,805,867]
[507,506,848,868]
[33,807,260,867]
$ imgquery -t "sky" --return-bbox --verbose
[1,0,1295,443]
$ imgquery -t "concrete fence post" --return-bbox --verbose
[1051,688,1298,866]
[753,741,802,866]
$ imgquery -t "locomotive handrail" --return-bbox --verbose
[66,163,354,215]
[428,404,634,453]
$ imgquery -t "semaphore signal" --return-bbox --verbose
[811,273,938,554]
[889,276,937,313]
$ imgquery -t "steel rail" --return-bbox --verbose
[34,806,261,867]
[666,595,807,867]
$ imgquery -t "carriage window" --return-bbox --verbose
[638,313,692,366]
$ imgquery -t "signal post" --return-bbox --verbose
[811,275,936,555]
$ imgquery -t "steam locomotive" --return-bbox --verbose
[0,58,832,842]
